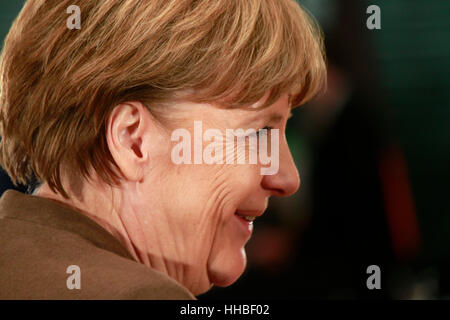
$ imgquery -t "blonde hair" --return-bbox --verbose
[0,0,326,198]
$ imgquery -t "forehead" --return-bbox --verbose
[235,94,291,126]
[163,93,291,129]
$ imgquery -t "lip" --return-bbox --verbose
[234,213,254,237]
[235,209,265,217]
[233,208,266,237]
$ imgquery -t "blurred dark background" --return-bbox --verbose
[1,0,449,299]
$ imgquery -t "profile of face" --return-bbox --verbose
[106,93,300,295]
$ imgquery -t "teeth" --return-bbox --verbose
[237,214,256,222]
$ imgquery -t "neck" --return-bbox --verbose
[32,181,200,294]
[33,182,141,261]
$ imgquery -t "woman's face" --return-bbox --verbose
[132,93,300,294]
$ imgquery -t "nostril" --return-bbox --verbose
[272,188,287,197]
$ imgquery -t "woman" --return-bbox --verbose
[0,0,326,299]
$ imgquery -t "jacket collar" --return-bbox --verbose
[0,189,134,261]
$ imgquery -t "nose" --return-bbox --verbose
[261,138,300,197]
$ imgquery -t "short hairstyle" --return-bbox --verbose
[0,0,326,198]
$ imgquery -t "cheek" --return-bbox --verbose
[161,165,238,250]
[161,161,261,285]
[205,166,262,286]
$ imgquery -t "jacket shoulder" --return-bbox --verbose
[0,217,194,300]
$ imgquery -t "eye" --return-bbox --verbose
[257,126,273,137]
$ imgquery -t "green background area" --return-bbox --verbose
[0,1,24,42]
[369,0,450,259]
[300,0,450,260]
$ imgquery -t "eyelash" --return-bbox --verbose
[257,126,273,136]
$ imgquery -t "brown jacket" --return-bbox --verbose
[0,190,195,300]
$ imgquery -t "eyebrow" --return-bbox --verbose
[268,114,284,124]
[242,108,293,128]
[268,110,293,124]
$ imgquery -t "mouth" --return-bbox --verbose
[234,209,265,224]
[233,208,266,236]
[234,213,257,223]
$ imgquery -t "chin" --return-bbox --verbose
[207,247,247,287]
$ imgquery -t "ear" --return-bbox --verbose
[106,101,151,182]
